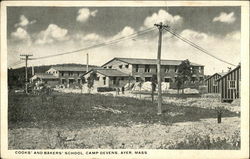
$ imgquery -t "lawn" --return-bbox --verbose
[8,92,237,128]
[8,92,240,149]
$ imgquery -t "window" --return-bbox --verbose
[119,65,123,69]
[198,67,202,73]
[175,66,178,73]
[103,77,106,85]
[69,72,73,76]
[77,79,81,84]
[165,66,170,72]
[109,66,112,69]
[145,65,150,72]
[125,65,129,68]
[136,77,140,82]
[213,80,218,86]
[229,80,236,89]
[61,72,64,76]
[191,77,196,83]
[145,77,151,82]
[61,79,66,84]
[113,77,116,85]
[69,79,75,84]
[104,66,107,69]
[77,72,80,76]
[135,65,139,72]
[164,78,171,82]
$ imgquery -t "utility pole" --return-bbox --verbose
[154,22,168,115]
[86,53,89,72]
[20,54,33,94]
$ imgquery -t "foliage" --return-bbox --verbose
[87,71,98,90]
[176,59,193,94]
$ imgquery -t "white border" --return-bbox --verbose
[1,1,249,159]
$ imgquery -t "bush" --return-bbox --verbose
[97,87,116,92]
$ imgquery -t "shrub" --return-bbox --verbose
[97,87,116,92]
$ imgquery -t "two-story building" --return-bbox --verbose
[31,65,98,87]
[101,57,204,88]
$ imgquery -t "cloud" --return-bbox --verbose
[11,27,30,40]
[179,29,208,41]
[35,24,69,44]
[15,15,36,27]
[76,8,98,23]
[112,26,135,39]
[225,31,240,41]
[82,33,103,41]
[213,12,236,24]
[143,9,183,28]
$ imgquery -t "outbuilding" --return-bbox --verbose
[205,72,226,93]
[216,64,241,103]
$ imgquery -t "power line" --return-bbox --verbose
[32,27,156,60]
[8,60,24,68]
[163,27,236,66]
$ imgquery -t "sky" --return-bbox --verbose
[7,6,241,75]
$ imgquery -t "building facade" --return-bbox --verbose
[83,68,130,88]
[102,57,204,87]
[216,65,241,102]
[46,66,97,86]
[205,72,226,93]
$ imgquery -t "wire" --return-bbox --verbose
[8,61,24,68]
[164,27,236,66]
[32,27,156,60]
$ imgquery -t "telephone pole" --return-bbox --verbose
[20,54,33,94]
[154,22,168,115]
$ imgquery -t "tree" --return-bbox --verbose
[151,74,157,102]
[176,59,192,94]
[87,71,98,94]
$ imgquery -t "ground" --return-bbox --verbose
[8,91,240,149]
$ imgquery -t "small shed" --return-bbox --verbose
[205,72,226,93]
[216,65,241,103]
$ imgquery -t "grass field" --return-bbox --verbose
[8,92,240,149]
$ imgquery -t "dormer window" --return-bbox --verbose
[119,65,123,69]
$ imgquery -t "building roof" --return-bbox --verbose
[84,69,130,77]
[216,64,241,81]
[102,57,203,67]
[205,72,227,81]
[51,66,98,72]
[32,73,58,79]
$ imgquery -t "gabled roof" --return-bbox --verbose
[205,72,227,81]
[216,64,241,81]
[84,68,129,77]
[32,73,58,79]
[50,66,98,72]
[102,57,203,67]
